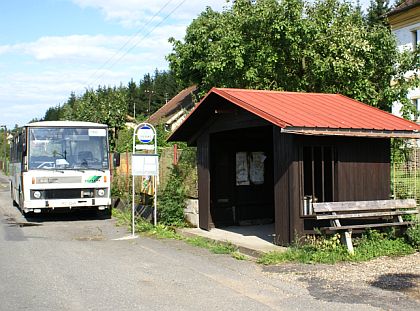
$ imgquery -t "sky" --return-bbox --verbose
[0,0,371,129]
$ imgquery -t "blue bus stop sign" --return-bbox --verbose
[137,125,155,143]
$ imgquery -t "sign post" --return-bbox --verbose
[131,123,158,237]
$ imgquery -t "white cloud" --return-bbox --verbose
[0,1,230,128]
[72,0,229,28]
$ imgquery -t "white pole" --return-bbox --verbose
[132,173,135,236]
[154,176,157,226]
[132,126,137,237]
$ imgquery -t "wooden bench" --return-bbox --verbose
[312,199,419,254]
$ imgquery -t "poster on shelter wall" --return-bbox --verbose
[236,152,250,185]
[250,152,265,185]
[236,151,265,186]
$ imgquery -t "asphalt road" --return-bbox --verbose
[0,173,418,311]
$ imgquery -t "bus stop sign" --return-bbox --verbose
[137,125,155,143]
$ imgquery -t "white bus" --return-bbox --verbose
[10,121,113,215]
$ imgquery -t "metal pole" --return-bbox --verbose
[154,126,158,226]
[4,126,6,174]
[132,129,136,237]
[0,125,6,172]
[153,176,157,226]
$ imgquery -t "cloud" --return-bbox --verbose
[0,25,182,64]
[72,0,229,28]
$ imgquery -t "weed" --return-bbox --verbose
[185,236,237,254]
[405,221,420,250]
[258,229,416,265]
[231,251,247,260]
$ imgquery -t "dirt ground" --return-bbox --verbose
[263,252,420,309]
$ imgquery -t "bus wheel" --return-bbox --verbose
[97,207,112,219]
[11,182,18,207]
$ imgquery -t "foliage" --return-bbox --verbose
[185,237,238,254]
[258,230,416,265]
[157,165,187,226]
[352,229,414,259]
[365,0,390,26]
[168,0,419,113]
[112,207,240,256]
[115,127,134,153]
[38,70,182,150]
[258,234,350,264]
[126,70,180,120]
[406,221,420,250]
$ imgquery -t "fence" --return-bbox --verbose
[392,143,420,204]
[113,146,197,202]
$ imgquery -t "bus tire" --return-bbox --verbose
[97,207,112,219]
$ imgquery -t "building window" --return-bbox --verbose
[302,146,336,215]
[412,30,419,50]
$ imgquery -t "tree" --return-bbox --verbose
[168,0,419,114]
[366,0,390,26]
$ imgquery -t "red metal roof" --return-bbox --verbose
[211,88,420,131]
[169,88,420,142]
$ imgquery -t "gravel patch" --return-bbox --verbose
[262,252,420,310]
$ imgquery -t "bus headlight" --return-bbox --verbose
[33,191,42,199]
[97,189,105,197]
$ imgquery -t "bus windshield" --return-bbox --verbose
[28,127,109,170]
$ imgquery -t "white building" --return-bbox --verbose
[388,0,420,118]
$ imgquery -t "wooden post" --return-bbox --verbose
[342,230,354,255]
[126,151,129,192]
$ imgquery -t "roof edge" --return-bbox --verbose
[282,126,420,138]
[212,88,289,128]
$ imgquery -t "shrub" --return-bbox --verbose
[157,165,187,226]
[406,221,420,250]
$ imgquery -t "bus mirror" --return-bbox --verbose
[113,152,120,167]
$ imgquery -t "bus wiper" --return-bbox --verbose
[87,168,106,173]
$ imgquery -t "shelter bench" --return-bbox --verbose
[312,199,418,254]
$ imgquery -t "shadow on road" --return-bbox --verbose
[23,209,111,223]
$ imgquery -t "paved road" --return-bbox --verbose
[0,174,418,311]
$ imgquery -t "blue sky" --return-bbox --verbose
[0,0,371,129]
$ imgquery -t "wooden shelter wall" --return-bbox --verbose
[336,138,390,201]
[273,129,300,245]
[197,133,211,230]
[294,136,390,201]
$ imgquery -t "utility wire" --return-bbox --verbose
[88,0,187,88]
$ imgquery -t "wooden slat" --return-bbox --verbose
[325,221,414,231]
[316,209,418,220]
[313,199,417,213]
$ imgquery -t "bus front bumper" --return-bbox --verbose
[22,198,111,213]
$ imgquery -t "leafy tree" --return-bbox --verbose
[366,0,390,26]
[62,86,128,149]
[168,0,419,114]
[126,79,142,119]
[43,105,63,121]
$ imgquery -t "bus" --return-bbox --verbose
[10,121,113,215]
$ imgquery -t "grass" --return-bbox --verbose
[258,230,417,265]
[113,208,419,265]
[113,208,240,257]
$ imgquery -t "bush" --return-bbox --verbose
[258,229,416,265]
[352,229,414,260]
[406,221,420,250]
[157,165,187,226]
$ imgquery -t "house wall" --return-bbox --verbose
[389,6,420,117]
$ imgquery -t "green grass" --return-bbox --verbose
[113,208,418,265]
[185,237,237,254]
[258,230,417,265]
[113,208,239,257]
